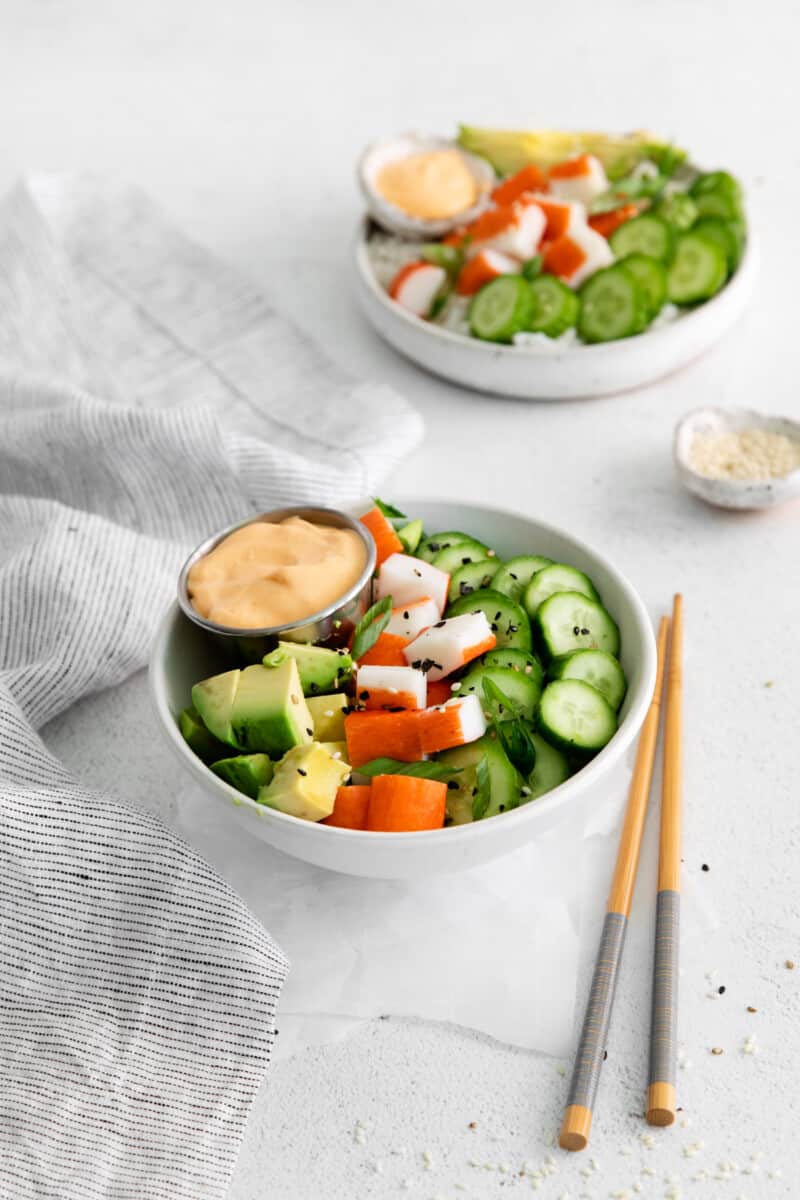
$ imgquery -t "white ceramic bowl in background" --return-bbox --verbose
[150,499,657,879]
[674,406,800,510]
[353,219,759,400]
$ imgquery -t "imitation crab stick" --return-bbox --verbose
[344,710,423,768]
[542,224,614,289]
[426,679,454,707]
[360,506,404,566]
[403,612,497,681]
[366,774,447,833]
[418,694,487,755]
[357,631,411,667]
[588,203,640,238]
[524,194,585,240]
[322,785,372,830]
[387,261,447,318]
[386,597,440,641]
[355,665,427,711]
[456,249,520,297]
[491,164,548,205]
[376,553,450,615]
[466,199,546,261]
[548,154,609,206]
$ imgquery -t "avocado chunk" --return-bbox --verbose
[258,742,350,821]
[178,705,230,763]
[319,740,349,763]
[210,753,275,799]
[231,660,314,756]
[306,693,349,741]
[263,641,352,696]
[191,669,241,747]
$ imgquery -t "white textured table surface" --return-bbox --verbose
[4,1,799,1196]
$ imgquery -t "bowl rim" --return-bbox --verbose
[176,504,377,639]
[354,214,758,361]
[151,497,658,845]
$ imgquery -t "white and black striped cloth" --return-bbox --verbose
[0,175,423,1198]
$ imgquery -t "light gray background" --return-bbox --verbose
[2,2,798,1196]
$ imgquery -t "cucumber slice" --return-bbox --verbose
[667,232,727,304]
[438,735,521,822]
[690,171,744,221]
[527,275,580,338]
[521,254,543,281]
[526,733,570,801]
[535,591,621,660]
[492,555,554,603]
[446,588,532,651]
[609,214,675,263]
[654,192,698,231]
[692,216,742,272]
[448,558,501,604]
[618,253,667,322]
[397,518,423,554]
[432,536,492,575]
[538,679,618,753]
[523,563,600,619]
[482,646,544,683]
[549,649,627,711]
[577,265,650,343]
[469,275,535,343]
[417,530,473,563]
[453,664,542,722]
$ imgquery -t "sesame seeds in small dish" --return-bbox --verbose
[673,407,800,510]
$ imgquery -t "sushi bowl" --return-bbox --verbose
[150,499,657,879]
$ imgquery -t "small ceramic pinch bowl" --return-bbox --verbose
[358,132,494,239]
[674,407,800,510]
[177,505,377,662]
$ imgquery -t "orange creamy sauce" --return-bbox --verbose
[376,150,479,220]
[188,516,367,629]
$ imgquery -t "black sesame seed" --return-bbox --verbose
[447,780,459,790]
[297,768,307,777]
[434,620,446,628]
[413,569,422,577]
[491,622,498,632]
[310,682,320,693]
[494,611,501,620]
[499,804,505,812]
[573,626,580,635]
[471,787,478,796]
[718,985,726,995]
[580,627,590,636]
[403,611,410,619]
[509,573,518,581]
[387,705,404,713]
[462,556,471,565]
[341,705,352,715]
[702,863,710,871]
[603,1050,608,1061]
[429,542,440,552]
[359,690,370,700]
[411,659,422,669]
[306,728,313,737]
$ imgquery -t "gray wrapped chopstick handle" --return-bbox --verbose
[566,912,627,1112]
[647,889,680,1123]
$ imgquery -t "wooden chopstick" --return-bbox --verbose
[559,615,671,1152]
[646,593,683,1126]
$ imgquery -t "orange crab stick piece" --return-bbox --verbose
[357,631,411,667]
[523,195,582,240]
[344,710,424,769]
[366,775,447,833]
[491,164,548,205]
[542,224,614,288]
[418,694,487,755]
[456,249,520,296]
[588,203,640,238]
[359,506,404,566]
[322,785,372,830]
[355,665,427,711]
[426,679,454,707]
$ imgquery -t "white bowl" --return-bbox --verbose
[354,219,759,400]
[674,406,800,509]
[149,499,657,879]
[358,132,494,239]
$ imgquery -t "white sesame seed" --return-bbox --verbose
[422,1150,434,1169]
[750,1151,763,1162]
[680,1117,691,1128]
[590,1157,601,1172]
[768,1168,782,1179]
[620,1145,633,1156]
[499,1163,510,1174]
[544,1133,555,1148]
[641,1166,656,1177]
[580,1166,592,1178]
[556,1064,566,1077]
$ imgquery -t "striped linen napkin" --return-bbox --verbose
[0,174,423,1199]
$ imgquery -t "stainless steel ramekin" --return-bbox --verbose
[177,506,376,662]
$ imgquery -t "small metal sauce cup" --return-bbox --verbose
[177,506,377,662]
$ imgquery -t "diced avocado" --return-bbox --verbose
[397,518,424,554]
[178,705,230,763]
[191,669,241,747]
[263,640,352,695]
[210,754,275,799]
[258,742,350,821]
[306,693,348,741]
[319,740,349,763]
[231,661,314,756]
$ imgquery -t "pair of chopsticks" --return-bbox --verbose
[560,594,683,1152]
